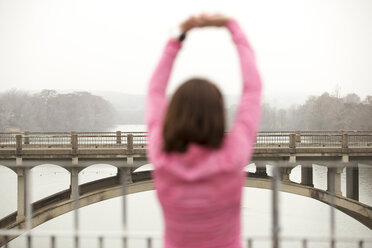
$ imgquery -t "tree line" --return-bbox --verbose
[257,93,372,131]
[0,90,115,132]
[1,89,371,132]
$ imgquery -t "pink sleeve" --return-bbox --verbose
[146,39,182,160]
[222,19,262,169]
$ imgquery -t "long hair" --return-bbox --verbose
[163,78,225,153]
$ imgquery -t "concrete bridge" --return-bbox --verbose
[0,130,371,245]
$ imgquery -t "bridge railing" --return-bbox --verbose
[296,134,342,147]
[0,134,17,148]
[23,135,72,148]
[254,134,290,147]
[77,134,124,148]
[348,133,372,147]
[1,131,372,151]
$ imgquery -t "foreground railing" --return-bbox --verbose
[1,230,371,248]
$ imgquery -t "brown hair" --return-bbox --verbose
[163,78,225,153]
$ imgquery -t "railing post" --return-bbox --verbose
[16,134,22,156]
[51,236,56,248]
[116,131,122,144]
[247,238,252,248]
[71,131,78,156]
[302,239,308,248]
[271,165,280,248]
[289,133,296,149]
[24,131,30,144]
[295,130,301,143]
[359,240,364,248]
[147,237,152,248]
[98,236,103,248]
[127,134,133,153]
[342,133,348,149]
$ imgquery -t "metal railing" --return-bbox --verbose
[0,130,371,150]
[0,135,16,148]
[255,134,290,147]
[296,134,341,147]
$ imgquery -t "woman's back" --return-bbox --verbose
[154,143,245,248]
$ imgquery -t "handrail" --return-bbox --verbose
[1,131,372,151]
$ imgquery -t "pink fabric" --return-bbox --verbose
[146,19,262,248]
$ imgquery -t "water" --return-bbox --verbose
[0,124,371,248]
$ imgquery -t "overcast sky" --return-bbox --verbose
[0,0,371,106]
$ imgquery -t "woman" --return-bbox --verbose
[146,13,262,248]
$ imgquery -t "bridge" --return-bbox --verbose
[0,130,371,246]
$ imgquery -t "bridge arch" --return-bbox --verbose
[0,165,17,220]
[133,163,153,173]
[0,163,17,173]
[288,164,302,184]
[244,163,256,173]
[0,164,17,174]
[30,163,70,173]
[79,164,118,185]
[0,171,370,242]
[30,164,71,203]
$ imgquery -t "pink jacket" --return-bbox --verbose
[146,19,262,248]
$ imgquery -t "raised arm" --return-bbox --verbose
[146,16,207,160]
[146,14,202,134]
[146,39,181,134]
[146,40,182,162]
[223,19,262,168]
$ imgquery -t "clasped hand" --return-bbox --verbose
[180,13,230,33]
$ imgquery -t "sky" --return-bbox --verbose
[0,0,371,106]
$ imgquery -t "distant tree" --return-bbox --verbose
[0,90,115,131]
[363,95,372,105]
[256,92,372,131]
[344,93,361,104]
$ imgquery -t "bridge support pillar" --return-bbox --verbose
[277,157,295,182]
[254,162,267,177]
[280,166,292,182]
[70,168,79,199]
[118,167,132,184]
[346,163,359,201]
[301,163,314,187]
[70,157,79,199]
[16,168,25,222]
[125,156,133,183]
[327,166,343,196]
